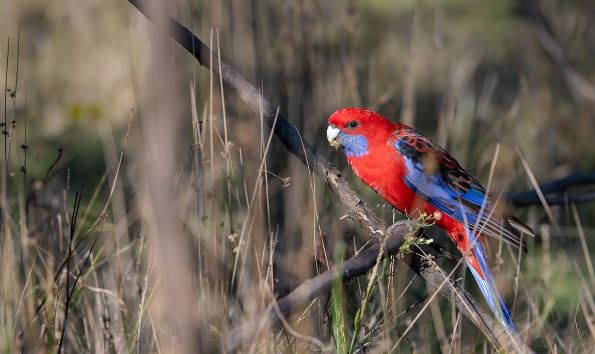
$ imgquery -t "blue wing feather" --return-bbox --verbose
[392,132,528,251]
[461,188,486,205]
[392,128,521,336]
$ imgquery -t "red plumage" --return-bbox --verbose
[327,107,534,335]
[328,108,482,272]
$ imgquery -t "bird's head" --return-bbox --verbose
[327,107,396,158]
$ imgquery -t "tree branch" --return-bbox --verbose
[127,0,384,237]
[507,172,595,206]
[223,222,411,352]
[222,222,526,352]
[127,1,532,352]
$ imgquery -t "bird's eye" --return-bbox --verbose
[346,121,358,129]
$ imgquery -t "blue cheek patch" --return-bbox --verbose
[340,133,369,157]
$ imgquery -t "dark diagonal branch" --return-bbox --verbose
[508,172,595,206]
[127,1,532,352]
[223,222,523,353]
[515,0,595,103]
[127,0,383,237]
[223,222,412,353]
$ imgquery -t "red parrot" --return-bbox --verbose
[327,107,534,335]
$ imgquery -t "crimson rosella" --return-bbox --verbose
[327,107,534,335]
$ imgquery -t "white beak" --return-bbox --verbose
[327,125,340,144]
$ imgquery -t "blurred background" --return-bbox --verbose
[1,0,594,352]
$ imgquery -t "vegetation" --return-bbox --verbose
[1,0,594,352]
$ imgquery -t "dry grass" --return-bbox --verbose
[0,0,594,353]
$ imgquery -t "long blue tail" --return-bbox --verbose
[466,230,518,335]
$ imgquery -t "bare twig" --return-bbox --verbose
[507,172,595,206]
[223,222,412,352]
[128,0,384,238]
[127,1,533,352]
[57,187,84,354]
[25,148,63,214]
